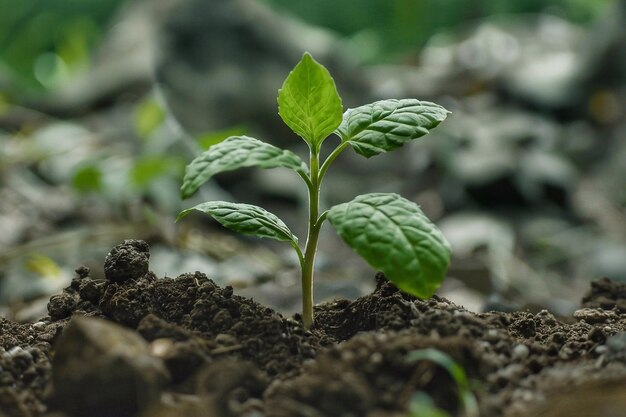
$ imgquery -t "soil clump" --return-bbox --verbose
[1,240,626,417]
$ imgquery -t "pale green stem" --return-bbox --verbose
[299,140,348,328]
[315,210,329,228]
[301,151,321,329]
[296,169,314,192]
[319,141,349,184]
[290,241,305,270]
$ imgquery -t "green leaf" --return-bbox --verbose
[407,349,479,417]
[328,193,451,298]
[278,52,343,152]
[337,99,449,158]
[407,349,469,392]
[177,201,297,243]
[25,254,63,280]
[131,156,184,188]
[181,136,308,199]
[134,98,165,138]
[71,165,103,194]
[408,392,451,417]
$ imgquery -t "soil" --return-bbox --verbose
[1,240,626,417]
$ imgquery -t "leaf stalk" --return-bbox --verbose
[319,141,349,184]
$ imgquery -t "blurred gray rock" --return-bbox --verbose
[438,108,577,209]
[156,0,370,139]
[439,213,515,258]
[367,15,583,104]
[148,245,219,281]
[30,122,99,184]
[588,242,626,282]
[503,1,626,113]
[25,0,373,136]
[438,213,514,294]
[379,5,626,117]
[605,332,626,363]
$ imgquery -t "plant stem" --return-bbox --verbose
[299,140,348,328]
[296,169,314,192]
[290,241,305,270]
[319,141,349,184]
[301,150,322,329]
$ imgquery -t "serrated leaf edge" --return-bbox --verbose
[177,201,297,244]
[328,193,451,297]
[181,136,308,199]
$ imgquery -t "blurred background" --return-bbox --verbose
[0,0,624,320]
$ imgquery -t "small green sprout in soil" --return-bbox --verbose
[178,52,451,328]
[407,349,478,417]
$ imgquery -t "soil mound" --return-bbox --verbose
[1,240,626,417]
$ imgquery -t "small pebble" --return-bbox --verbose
[512,344,530,360]
[31,322,46,330]
[370,352,383,364]
[215,333,237,346]
[150,339,174,358]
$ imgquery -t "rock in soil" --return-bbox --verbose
[1,240,626,417]
[51,316,169,417]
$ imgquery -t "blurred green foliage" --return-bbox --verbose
[197,125,248,150]
[130,156,185,189]
[408,392,451,417]
[0,0,125,90]
[0,0,612,90]
[134,97,166,139]
[406,348,478,417]
[262,0,612,61]
[71,165,104,195]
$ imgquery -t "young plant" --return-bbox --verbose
[178,53,451,328]
[406,349,479,417]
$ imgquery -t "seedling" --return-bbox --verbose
[406,349,479,417]
[178,53,451,328]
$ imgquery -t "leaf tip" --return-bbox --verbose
[175,209,190,222]
[180,187,192,201]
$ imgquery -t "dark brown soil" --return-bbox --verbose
[2,240,626,417]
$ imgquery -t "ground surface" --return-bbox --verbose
[1,240,626,417]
